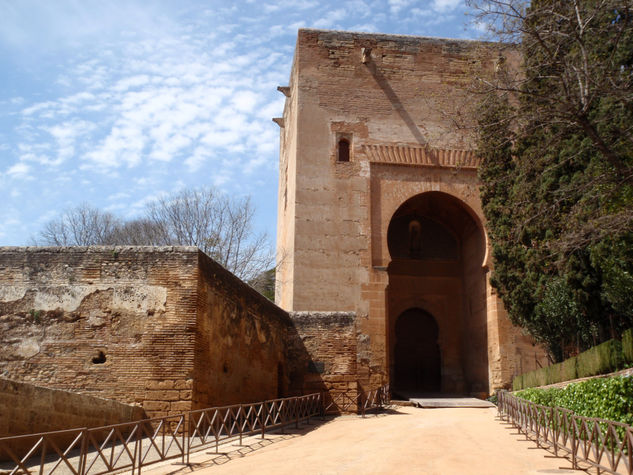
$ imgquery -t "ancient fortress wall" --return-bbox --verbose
[0,247,297,424]
[192,250,293,408]
[287,312,358,404]
[0,247,198,417]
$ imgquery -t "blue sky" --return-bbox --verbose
[0,0,484,246]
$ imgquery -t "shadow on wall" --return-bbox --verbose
[286,311,362,413]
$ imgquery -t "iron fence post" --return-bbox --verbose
[553,408,558,457]
[571,418,577,470]
[183,413,188,466]
[320,391,326,420]
[626,427,633,475]
[239,405,243,446]
[78,429,88,475]
[361,392,365,418]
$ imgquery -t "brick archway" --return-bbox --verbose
[387,191,488,395]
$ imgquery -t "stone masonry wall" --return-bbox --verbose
[0,247,199,419]
[287,312,358,411]
[0,377,146,437]
[192,251,294,408]
[0,377,147,461]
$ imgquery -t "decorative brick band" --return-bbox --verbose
[362,144,481,169]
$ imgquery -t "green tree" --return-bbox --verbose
[471,0,633,359]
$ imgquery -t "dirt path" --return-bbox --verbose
[146,406,582,475]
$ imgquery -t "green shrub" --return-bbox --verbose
[517,386,562,407]
[513,335,629,392]
[576,339,623,378]
[517,376,633,427]
[623,328,633,364]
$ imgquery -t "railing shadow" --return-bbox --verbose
[0,386,390,475]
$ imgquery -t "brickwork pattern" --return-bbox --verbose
[0,247,198,418]
[0,247,302,422]
[287,312,358,408]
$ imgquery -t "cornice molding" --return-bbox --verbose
[362,144,480,169]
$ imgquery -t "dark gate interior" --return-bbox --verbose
[393,308,441,393]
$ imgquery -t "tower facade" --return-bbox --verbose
[276,29,546,395]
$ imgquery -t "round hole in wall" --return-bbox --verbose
[223,362,229,373]
[92,351,106,364]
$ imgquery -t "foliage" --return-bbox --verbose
[623,328,633,364]
[513,336,630,390]
[576,339,623,378]
[470,0,633,360]
[516,376,633,426]
[248,268,275,301]
[36,187,274,283]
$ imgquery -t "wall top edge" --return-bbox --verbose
[0,245,201,255]
[298,28,515,49]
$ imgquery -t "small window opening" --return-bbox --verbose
[92,351,106,364]
[338,138,350,162]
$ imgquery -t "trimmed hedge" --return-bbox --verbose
[624,328,633,364]
[512,330,632,391]
[561,355,577,382]
[576,339,623,378]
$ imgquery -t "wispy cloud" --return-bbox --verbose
[0,0,474,246]
[5,162,31,178]
[432,0,462,12]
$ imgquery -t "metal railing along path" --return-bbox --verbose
[498,390,633,474]
[321,384,390,416]
[0,393,322,475]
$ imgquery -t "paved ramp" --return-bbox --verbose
[409,397,495,408]
[394,391,496,408]
[143,405,580,475]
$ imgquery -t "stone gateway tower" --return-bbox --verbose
[275,29,547,397]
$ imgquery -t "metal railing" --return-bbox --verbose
[498,390,633,474]
[322,384,390,416]
[0,393,322,475]
[360,385,390,417]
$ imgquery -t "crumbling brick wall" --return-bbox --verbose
[0,247,297,422]
[0,247,198,418]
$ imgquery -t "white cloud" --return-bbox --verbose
[112,75,151,92]
[432,0,462,12]
[232,90,260,113]
[312,9,347,29]
[6,162,31,178]
[388,0,412,15]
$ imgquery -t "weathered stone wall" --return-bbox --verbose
[287,312,358,410]
[0,377,146,437]
[0,247,198,418]
[0,246,304,423]
[192,251,293,408]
